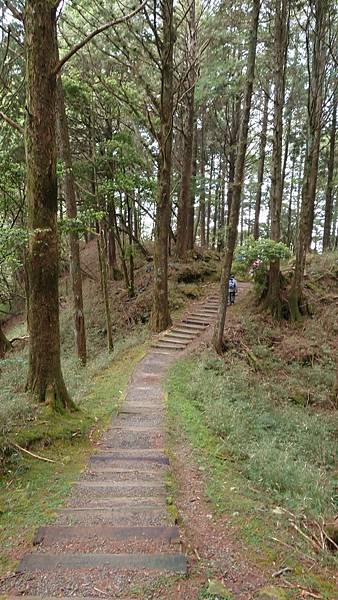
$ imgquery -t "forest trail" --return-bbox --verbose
[0,291,224,599]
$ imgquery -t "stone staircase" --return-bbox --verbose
[0,295,219,600]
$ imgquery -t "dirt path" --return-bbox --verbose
[0,292,223,600]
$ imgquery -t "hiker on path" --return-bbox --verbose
[228,274,238,305]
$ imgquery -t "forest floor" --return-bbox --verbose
[0,249,337,599]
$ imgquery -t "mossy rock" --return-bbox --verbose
[207,579,233,598]
[255,586,289,600]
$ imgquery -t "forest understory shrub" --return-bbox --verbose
[167,347,337,521]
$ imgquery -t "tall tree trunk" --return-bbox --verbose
[187,121,197,251]
[289,0,328,320]
[199,114,206,247]
[150,0,174,332]
[323,94,337,250]
[218,155,226,250]
[98,226,114,353]
[56,75,87,365]
[206,154,214,247]
[127,195,135,298]
[266,0,289,318]
[286,144,296,247]
[212,0,260,354]
[253,89,269,240]
[226,96,241,227]
[25,0,75,410]
[107,203,120,280]
[212,168,220,248]
[176,0,196,260]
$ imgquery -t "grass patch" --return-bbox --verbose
[166,351,338,599]
[0,325,148,457]
[0,338,146,578]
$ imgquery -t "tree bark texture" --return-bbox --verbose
[56,74,87,365]
[212,0,260,354]
[0,322,11,359]
[150,0,174,332]
[199,115,206,247]
[98,227,114,353]
[24,0,75,411]
[323,93,337,250]
[253,89,269,239]
[176,0,196,259]
[206,154,214,247]
[267,0,289,318]
[187,121,197,251]
[290,0,328,319]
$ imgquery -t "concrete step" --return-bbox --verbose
[166,331,195,339]
[175,322,206,330]
[182,317,209,325]
[57,505,170,526]
[91,453,169,465]
[160,336,189,346]
[16,553,187,574]
[73,480,165,490]
[34,525,179,545]
[171,327,202,335]
[151,342,185,351]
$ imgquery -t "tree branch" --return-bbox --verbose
[5,1,23,22]
[55,1,147,74]
[0,111,24,134]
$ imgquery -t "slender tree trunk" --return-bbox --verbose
[286,144,296,247]
[207,154,214,247]
[150,0,174,332]
[199,115,206,247]
[212,0,260,353]
[290,0,328,320]
[218,156,226,250]
[226,96,241,226]
[98,226,114,353]
[112,199,131,291]
[187,122,197,251]
[323,94,337,250]
[25,0,75,410]
[56,75,87,365]
[107,203,120,279]
[176,0,196,259]
[254,89,269,240]
[266,0,289,318]
[281,110,291,195]
[127,195,135,298]
[212,169,220,248]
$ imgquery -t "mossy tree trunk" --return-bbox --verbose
[176,0,196,260]
[289,0,328,320]
[266,0,289,319]
[212,0,260,354]
[24,0,75,411]
[150,0,174,333]
[56,71,87,365]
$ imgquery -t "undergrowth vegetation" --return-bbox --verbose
[168,351,337,519]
